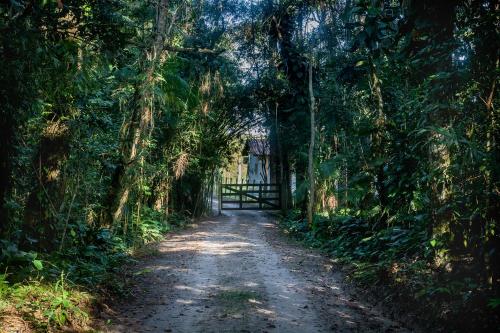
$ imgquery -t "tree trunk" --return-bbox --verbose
[307,63,316,227]
[369,56,388,226]
[112,0,170,224]
[281,150,292,212]
[0,34,25,235]
[485,57,499,290]
[0,109,14,235]
[24,121,71,251]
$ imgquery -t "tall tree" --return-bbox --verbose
[112,0,172,224]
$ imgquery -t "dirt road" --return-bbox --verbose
[102,211,409,333]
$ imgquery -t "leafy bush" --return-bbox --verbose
[0,206,190,330]
[279,210,499,330]
[1,274,92,332]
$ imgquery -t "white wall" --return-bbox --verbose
[247,154,270,183]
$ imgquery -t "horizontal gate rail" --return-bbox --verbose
[219,182,281,211]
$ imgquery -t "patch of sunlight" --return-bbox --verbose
[248,298,262,305]
[173,285,205,293]
[176,299,194,305]
[149,265,171,270]
[199,241,255,256]
[256,307,275,316]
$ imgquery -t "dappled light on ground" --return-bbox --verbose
[102,211,408,333]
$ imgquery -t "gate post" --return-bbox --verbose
[258,183,263,210]
[280,181,287,214]
[239,184,243,209]
[218,179,222,215]
[278,183,282,209]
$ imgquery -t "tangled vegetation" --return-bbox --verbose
[0,0,498,331]
[261,1,499,330]
[0,0,248,330]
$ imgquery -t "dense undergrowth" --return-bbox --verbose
[0,0,242,331]
[279,210,499,332]
[0,210,189,332]
[1,0,498,331]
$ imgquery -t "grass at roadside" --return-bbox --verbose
[0,210,191,332]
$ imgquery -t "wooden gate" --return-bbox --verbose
[219,182,281,211]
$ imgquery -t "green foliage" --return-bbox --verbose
[280,209,428,266]
[1,276,92,331]
[44,273,88,327]
[0,274,9,298]
[259,2,499,329]
[0,203,186,330]
[0,0,498,331]
[488,298,500,309]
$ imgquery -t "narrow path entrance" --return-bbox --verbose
[104,211,409,333]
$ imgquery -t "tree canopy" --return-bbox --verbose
[0,0,498,331]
